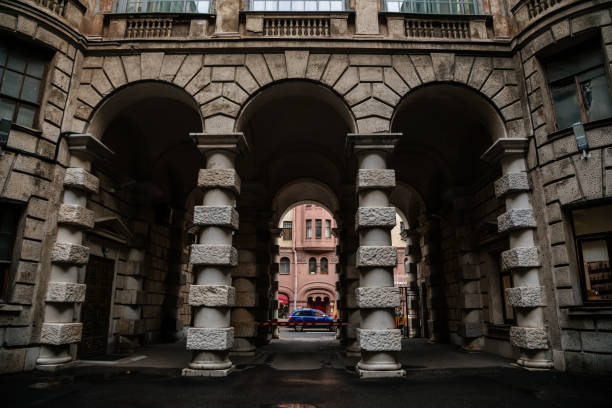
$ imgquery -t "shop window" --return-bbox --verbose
[320,257,328,274]
[545,40,612,130]
[306,219,312,239]
[280,257,291,275]
[325,219,331,238]
[315,219,322,239]
[282,221,292,240]
[571,203,612,302]
[309,257,316,274]
[0,203,22,300]
[385,0,477,14]
[0,41,47,129]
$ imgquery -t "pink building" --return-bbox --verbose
[277,204,339,317]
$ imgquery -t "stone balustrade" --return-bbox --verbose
[512,0,573,30]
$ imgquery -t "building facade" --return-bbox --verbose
[0,0,611,376]
[276,204,340,317]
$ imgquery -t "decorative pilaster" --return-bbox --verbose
[37,134,114,371]
[482,138,552,369]
[348,133,404,378]
[183,132,247,377]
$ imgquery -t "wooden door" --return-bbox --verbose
[78,255,115,358]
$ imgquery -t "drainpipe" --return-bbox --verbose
[292,207,298,312]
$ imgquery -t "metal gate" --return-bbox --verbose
[78,255,115,358]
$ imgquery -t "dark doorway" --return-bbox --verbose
[78,255,115,358]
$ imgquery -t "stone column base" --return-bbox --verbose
[36,360,79,372]
[182,367,234,377]
[515,358,553,370]
[357,368,405,378]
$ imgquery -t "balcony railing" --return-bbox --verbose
[384,0,478,15]
[248,0,347,12]
[112,0,213,13]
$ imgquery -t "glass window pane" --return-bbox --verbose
[318,1,330,10]
[330,1,343,11]
[551,82,582,129]
[580,240,611,301]
[573,204,612,235]
[26,58,45,78]
[580,73,612,122]
[16,105,36,128]
[0,98,15,121]
[305,1,317,11]
[21,77,40,103]
[1,70,23,98]
[266,1,278,10]
[279,1,291,10]
[253,1,265,10]
[0,45,7,66]
[292,1,304,11]
[6,53,26,72]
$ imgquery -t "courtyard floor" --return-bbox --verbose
[3,330,611,407]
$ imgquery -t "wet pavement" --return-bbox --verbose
[3,330,611,408]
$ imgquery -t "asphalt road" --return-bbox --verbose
[3,331,611,408]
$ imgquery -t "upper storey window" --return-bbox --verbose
[114,0,213,13]
[384,0,477,14]
[249,0,346,11]
[0,43,46,129]
[545,41,612,130]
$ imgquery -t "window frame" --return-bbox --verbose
[315,219,322,239]
[306,219,312,239]
[0,201,26,303]
[325,219,331,238]
[282,221,292,241]
[280,256,291,275]
[383,0,479,15]
[320,257,328,274]
[308,257,317,274]
[0,38,49,130]
[570,204,612,305]
[544,38,612,131]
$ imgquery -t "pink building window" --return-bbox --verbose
[306,219,312,239]
[309,257,316,274]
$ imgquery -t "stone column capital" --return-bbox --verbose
[66,133,115,162]
[191,132,249,156]
[346,133,401,156]
[480,138,529,164]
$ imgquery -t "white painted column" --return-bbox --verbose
[348,133,404,378]
[183,133,247,377]
[37,134,114,371]
[482,138,552,369]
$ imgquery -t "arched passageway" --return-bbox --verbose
[77,82,203,357]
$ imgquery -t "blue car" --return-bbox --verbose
[288,308,335,331]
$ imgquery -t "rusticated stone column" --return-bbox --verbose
[183,133,247,377]
[482,138,552,369]
[402,229,421,338]
[348,133,404,378]
[37,134,114,371]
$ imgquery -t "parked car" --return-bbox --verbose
[288,309,335,332]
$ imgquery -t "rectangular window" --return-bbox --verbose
[315,219,322,239]
[384,0,477,15]
[117,0,213,13]
[249,0,345,11]
[325,220,331,238]
[306,220,312,239]
[282,221,292,240]
[572,204,612,302]
[0,203,22,300]
[546,40,612,130]
[500,271,515,323]
[0,41,47,129]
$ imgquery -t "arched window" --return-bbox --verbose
[309,257,316,274]
[320,257,328,274]
[280,257,290,274]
